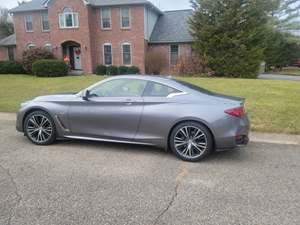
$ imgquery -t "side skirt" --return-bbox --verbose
[64,135,156,147]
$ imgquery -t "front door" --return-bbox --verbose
[68,78,148,141]
[73,47,82,70]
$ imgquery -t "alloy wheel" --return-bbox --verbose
[26,114,53,144]
[174,126,208,159]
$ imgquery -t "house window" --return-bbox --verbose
[44,43,52,52]
[122,43,131,65]
[120,7,131,28]
[25,15,33,32]
[170,45,179,65]
[101,8,111,29]
[59,8,79,29]
[103,43,112,65]
[27,43,36,49]
[41,13,49,31]
[7,47,15,61]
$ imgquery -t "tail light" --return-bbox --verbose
[225,106,245,117]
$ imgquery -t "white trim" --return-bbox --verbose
[26,43,36,49]
[103,43,113,65]
[167,92,187,98]
[24,15,33,32]
[101,7,112,30]
[59,12,79,29]
[120,7,131,29]
[44,43,52,52]
[121,42,132,66]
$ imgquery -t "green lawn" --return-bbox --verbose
[0,74,299,134]
[272,67,300,76]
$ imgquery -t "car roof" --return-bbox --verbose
[103,75,185,89]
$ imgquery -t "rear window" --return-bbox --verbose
[143,81,180,97]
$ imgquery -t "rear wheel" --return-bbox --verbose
[24,111,56,145]
[170,122,213,162]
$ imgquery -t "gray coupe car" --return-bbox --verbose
[16,75,249,162]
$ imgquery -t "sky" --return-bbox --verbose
[0,0,192,11]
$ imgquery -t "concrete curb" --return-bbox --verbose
[0,113,16,121]
[250,132,300,146]
[1,112,299,146]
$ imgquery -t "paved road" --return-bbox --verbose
[259,73,300,81]
[0,118,299,225]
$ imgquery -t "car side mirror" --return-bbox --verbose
[82,90,90,101]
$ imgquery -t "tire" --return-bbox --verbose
[24,110,56,145]
[169,122,213,162]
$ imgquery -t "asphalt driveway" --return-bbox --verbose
[0,117,299,225]
[259,73,300,81]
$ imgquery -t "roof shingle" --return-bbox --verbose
[10,0,161,13]
[10,0,47,13]
[0,34,16,47]
[150,9,193,43]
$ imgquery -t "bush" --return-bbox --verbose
[118,66,129,75]
[172,54,210,76]
[145,51,167,75]
[127,66,140,74]
[0,61,25,74]
[95,65,140,75]
[106,66,119,75]
[95,65,107,75]
[32,59,69,77]
[22,48,55,74]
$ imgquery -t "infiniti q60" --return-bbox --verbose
[16,75,250,162]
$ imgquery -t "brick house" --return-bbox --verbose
[0,0,193,74]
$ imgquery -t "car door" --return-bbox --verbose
[136,81,184,144]
[68,78,147,141]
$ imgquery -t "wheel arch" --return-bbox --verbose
[22,107,53,131]
[167,119,216,151]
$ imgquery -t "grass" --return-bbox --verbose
[272,67,300,76]
[0,74,300,135]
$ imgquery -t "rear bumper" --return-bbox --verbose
[214,114,250,151]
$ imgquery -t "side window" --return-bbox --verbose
[120,7,131,29]
[143,82,180,97]
[122,43,132,65]
[89,79,147,98]
[170,45,179,65]
[103,43,112,65]
[25,15,33,32]
[59,8,79,29]
[101,8,111,29]
[41,13,49,31]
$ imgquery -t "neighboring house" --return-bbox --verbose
[0,34,16,61]
[0,0,193,74]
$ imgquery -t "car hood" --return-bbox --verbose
[32,93,79,102]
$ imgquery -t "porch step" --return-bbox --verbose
[69,70,84,76]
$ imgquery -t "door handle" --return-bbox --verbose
[124,99,134,105]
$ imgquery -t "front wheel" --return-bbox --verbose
[24,111,56,145]
[170,122,213,162]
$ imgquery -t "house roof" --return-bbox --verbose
[150,9,193,44]
[0,34,16,47]
[10,0,47,13]
[10,0,161,13]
